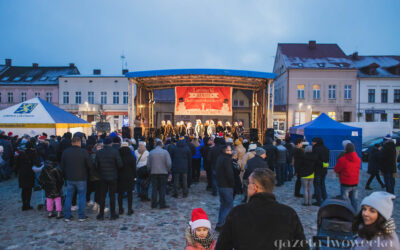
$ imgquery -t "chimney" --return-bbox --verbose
[32,63,39,68]
[308,40,316,49]
[351,52,359,60]
[122,69,129,75]
[93,69,101,75]
[5,58,12,66]
[69,63,75,68]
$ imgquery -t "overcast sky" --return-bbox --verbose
[0,0,399,75]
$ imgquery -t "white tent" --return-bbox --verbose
[0,97,91,136]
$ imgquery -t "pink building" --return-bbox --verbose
[0,59,79,110]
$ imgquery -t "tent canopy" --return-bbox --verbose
[289,113,362,155]
[0,97,90,129]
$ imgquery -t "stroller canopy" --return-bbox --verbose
[317,199,356,228]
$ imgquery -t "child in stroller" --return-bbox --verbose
[313,199,356,249]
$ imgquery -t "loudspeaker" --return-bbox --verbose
[134,127,142,139]
[149,128,156,138]
[122,126,131,139]
[250,128,259,142]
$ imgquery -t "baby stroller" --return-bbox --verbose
[312,199,356,250]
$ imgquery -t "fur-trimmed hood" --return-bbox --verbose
[185,226,216,250]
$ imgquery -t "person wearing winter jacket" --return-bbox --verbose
[275,139,288,186]
[312,137,330,206]
[191,138,203,183]
[298,146,317,206]
[293,138,305,198]
[185,208,216,250]
[169,137,192,198]
[365,144,385,190]
[334,143,361,211]
[352,192,399,250]
[38,155,64,219]
[117,143,136,215]
[380,136,397,194]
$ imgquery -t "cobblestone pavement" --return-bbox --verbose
[0,165,398,249]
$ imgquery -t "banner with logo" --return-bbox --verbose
[175,86,232,116]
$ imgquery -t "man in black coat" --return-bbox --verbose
[207,136,226,196]
[201,137,213,190]
[243,147,268,180]
[216,168,309,250]
[312,137,329,206]
[293,138,305,198]
[215,145,234,232]
[380,136,397,194]
[61,137,93,222]
[365,143,385,190]
[168,137,192,198]
[263,137,277,172]
[95,137,123,220]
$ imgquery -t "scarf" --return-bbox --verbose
[191,230,215,249]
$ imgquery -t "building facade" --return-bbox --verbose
[351,54,400,132]
[59,70,132,132]
[0,59,79,110]
[273,41,358,130]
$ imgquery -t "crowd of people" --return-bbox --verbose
[0,128,399,249]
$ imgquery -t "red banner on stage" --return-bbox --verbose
[175,86,232,116]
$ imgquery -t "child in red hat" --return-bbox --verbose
[185,208,216,250]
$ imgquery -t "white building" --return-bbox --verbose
[59,69,134,132]
[351,54,400,132]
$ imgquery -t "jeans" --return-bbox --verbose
[275,163,285,185]
[216,187,234,227]
[314,172,327,203]
[366,173,385,188]
[173,173,188,195]
[302,178,313,205]
[383,174,395,194]
[64,180,87,219]
[151,174,168,207]
[285,163,294,181]
[99,179,117,216]
[341,185,358,211]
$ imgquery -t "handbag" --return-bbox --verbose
[136,153,148,179]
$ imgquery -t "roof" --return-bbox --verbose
[278,43,355,69]
[61,75,128,78]
[0,65,80,85]
[126,69,276,79]
[126,69,276,91]
[0,97,90,126]
[350,56,400,78]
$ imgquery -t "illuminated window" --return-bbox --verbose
[294,111,305,126]
[297,85,305,99]
[313,84,320,100]
[328,112,336,120]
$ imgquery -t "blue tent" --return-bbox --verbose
[289,113,362,163]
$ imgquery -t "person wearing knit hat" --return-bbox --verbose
[352,192,399,250]
[185,208,216,250]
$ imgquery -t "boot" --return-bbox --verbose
[127,209,134,215]
[365,186,373,190]
[119,207,124,215]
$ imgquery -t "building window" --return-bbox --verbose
[294,111,305,126]
[75,91,82,104]
[297,85,305,99]
[46,92,52,102]
[381,89,388,103]
[63,92,69,104]
[113,92,119,104]
[328,85,336,99]
[328,112,336,120]
[88,92,94,104]
[344,85,352,99]
[35,92,40,98]
[311,112,320,120]
[343,112,351,122]
[368,89,375,103]
[366,112,374,122]
[123,91,128,104]
[394,89,400,103]
[233,99,245,107]
[393,114,400,129]
[381,113,387,122]
[313,84,320,100]
[7,92,13,103]
[21,92,26,102]
[101,92,107,104]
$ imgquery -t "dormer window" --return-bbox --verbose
[40,76,48,81]
[339,63,344,68]
[25,76,33,81]
[13,77,21,81]
[317,63,325,68]
[1,76,9,81]
[298,63,303,67]
[361,63,380,75]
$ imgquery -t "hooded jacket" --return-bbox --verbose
[380,140,397,174]
[39,161,64,198]
[334,152,361,186]
[169,140,192,174]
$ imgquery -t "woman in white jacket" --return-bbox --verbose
[134,141,149,201]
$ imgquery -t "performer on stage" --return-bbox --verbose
[195,120,204,138]
[237,121,245,138]
[207,120,216,136]
[225,121,232,137]
[160,120,166,141]
[216,121,224,134]
[186,122,195,137]
[232,121,239,140]
[165,120,174,139]
[174,121,180,138]
[203,120,209,138]
[178,120,187,137]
